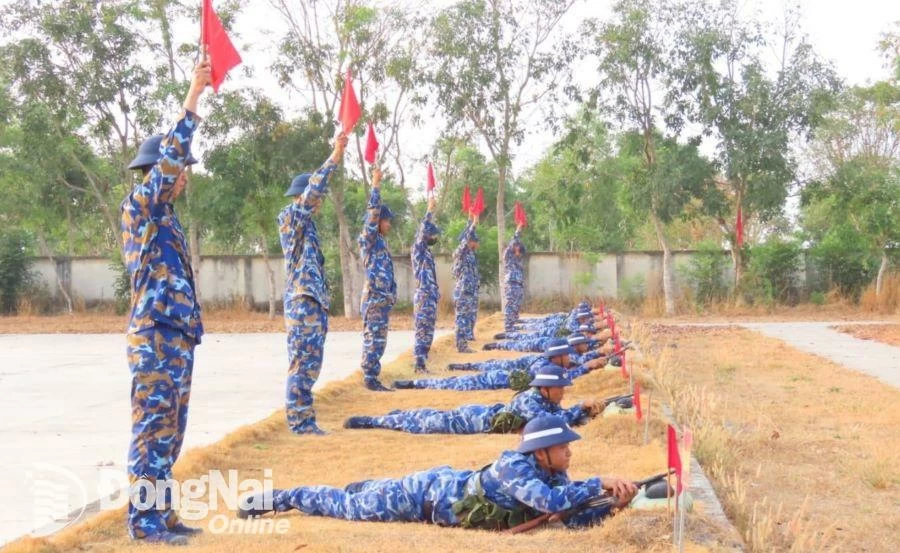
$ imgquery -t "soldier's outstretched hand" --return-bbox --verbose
[372,167,383,189]
[332,133,349,163]
[602,476,637,508]
[428,195,436,212]
[184,61,212,113]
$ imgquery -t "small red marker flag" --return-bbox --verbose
[473,187,485,216]
[667,425,683,493]
[364,122,379,164]
[201,0,242,93]
[462,185,472,214]
[735,204,744,249]
[338,69,361,134]
[514,201,527,228]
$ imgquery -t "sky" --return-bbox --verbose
[215,0,899,194]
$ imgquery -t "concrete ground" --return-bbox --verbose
[0,330,448,547]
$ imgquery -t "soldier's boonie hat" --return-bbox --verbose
[379,205,394,220]
[128,134,197,170]
[576,309,592,319]
[529,363,573,388]
[517,415,581,453]
[566,333,590,346]
[285,173,312,197]
[423,218,442,239]
[543,338,575,358]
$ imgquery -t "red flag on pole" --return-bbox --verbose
[339,69,361,134]
[735,204,744,249]
[462,185,471,214]
[473,187,485,216]
[426,162,436,195]
[514,201,527,228]
[620,345,629,379]
[201,0,242,93]
[667,425,683,493]
[364,122,379,164]
[634,381,643,421]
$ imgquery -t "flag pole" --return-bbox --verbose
[643,390,651,445]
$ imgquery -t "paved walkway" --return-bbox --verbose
[672,321,899,388]
[0,330,447,546]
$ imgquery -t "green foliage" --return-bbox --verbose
[109,256,131,316]
[618,275,646,309]
[0,229,34,314]
[809,225,878,299]
[809,291,826,306]
[682,240,729,305]
[743,239,803,305]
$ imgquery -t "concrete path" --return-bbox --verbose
[0,330,448,546]
[671,321,899,388]
[737,322,899,388]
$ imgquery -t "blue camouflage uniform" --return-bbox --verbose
[279,159,337,433]
[359,187,397,384]
[412,211,441,371]
[503,230,526,331]
[262,450,612,528]
[451,354,542,373]
[121,111,202,539]
[488,335,556,353]
[401,356,595,392]
[452,222,480,351]
[358,387,589,434]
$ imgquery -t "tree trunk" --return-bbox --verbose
[259,236,277,319]
[651,212,676,315]
[36,232,73,314]
[876,251,889,297]
[331,180,361,318]
[497,163,507,308]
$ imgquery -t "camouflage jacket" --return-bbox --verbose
[359,187,396,305]
[411,211,440,301]
[503,230,526,285]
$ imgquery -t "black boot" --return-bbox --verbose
[482,343,499,351]
[414,363,431,374]
[168,523,203,536]
[365,378,395,392]
[448,363,475,371]
[344,416,376,429]
[393,380,415,389]
[493,332,507,339]
[238,490,281,519]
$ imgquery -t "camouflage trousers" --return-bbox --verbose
[454,292,478,351]
[406,370,512,391]
[504,283,524,331]
[126,325,195,539]
[491,336,553,353]
[272,466,473,526]
[361,297,393,382]
[368,403,505,434]
[413,290,438,369]
[286,297,328,433]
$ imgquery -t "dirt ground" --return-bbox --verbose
[4,313,737,553]
[638,324,900,552]
[833,323,900,347]
[0,309,454,334]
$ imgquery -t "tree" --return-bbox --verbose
[803,82,900,296]
[667,0,838,289]
[270,0,423,317]
[585,0,719,314]
[427,0,578,307]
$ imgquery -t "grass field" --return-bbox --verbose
[639,324,900,552]
[3,313,737,553]
[833,323,900,347]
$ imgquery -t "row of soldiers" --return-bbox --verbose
[119,62,649,545]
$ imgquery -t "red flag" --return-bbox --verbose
[634,381,643,421]
[339,69,361,134]
[364,122,379,164]
[735,204,744,249]
[473,187,485,216]
[462,185,472,214]
[514,201,527,228]
[201,0,242,93]
[426,162,436,194]
[667,425,683,493]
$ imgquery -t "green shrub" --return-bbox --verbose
[0,230,34,314]
[809,225,877,300]
[743,239,803,305]
[109,256,131,315]
[683,241,729,306]
[810,291,826,305]
[618,274,646,309]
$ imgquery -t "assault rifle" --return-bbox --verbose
[503,469,675,535]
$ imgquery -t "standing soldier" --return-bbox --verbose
[503,224,526,331]
[411,195,441,373]
[452,216,480,353]
[121,62,210,545]
[279,133,349,434]
[358,167,396,391]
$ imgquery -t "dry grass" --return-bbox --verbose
[860,273,900,315]
[0,307,453,334]
[635,323,900,552]
[833,324,900,347]
[2,313,736,553]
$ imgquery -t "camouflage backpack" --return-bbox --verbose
[452,469,538,530]
[508,369,532,392]
[488,410,526,434]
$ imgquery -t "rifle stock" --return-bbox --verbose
[502,469,675,535]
